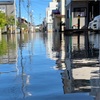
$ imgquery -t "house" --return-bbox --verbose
[0,0,14,16]
[52,0,65,32]
[0,0,15,33]
[65,0,100,29]
[46,0,58,32]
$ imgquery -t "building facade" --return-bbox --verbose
[46,0,58,32]
[0,1,14,16]
[0,0,15,33]
[65,0,100,29]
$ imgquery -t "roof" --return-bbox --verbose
[0,0,14,5]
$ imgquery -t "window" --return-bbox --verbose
[74,7,87,17]
[67,10,69,18]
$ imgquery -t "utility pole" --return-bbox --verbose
[19,0,22,34]
[14,0,16,34]
[39,14,41,24]
[27,0,30,33]
[30,11,32,32]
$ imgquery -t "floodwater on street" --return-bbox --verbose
[0,32,99,100]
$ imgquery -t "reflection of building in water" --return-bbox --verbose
[46,32,59,60]
[61,63,73,93]
[89,64,100,100]
[61,60,100,94]
[62,35,100,95]
[0,32,2,41]
[89,32,100,50]
[90,77,100,99]
[64,35,87,60]
[52,32,61,52]
[72,58,99,92]
[0,34,16,64]
[71,35,85,51]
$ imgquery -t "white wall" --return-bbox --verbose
[46,1,58,32]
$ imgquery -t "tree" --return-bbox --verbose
[7,15,15,25]
[0,11,6,29]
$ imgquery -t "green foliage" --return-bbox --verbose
[21,23,28,29]
[0,36,16,56]
[17,22,28,29]
[7,15,15,25]
[0,11,6,28]
[0,38,7,56]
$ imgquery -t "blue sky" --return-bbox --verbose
[16,0,51,25]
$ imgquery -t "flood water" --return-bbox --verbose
[0,32,99,100]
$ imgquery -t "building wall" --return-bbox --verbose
[65,2,72,29]
[71,1,88,29]
[65,1,88,29]
[46,1,58,32]
[53,16,60,32]
[61,0,65,31]
[0,5,14,16]
[66,0,72,6]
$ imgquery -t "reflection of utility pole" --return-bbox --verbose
[19,0,22,34]
[14,0,19,75]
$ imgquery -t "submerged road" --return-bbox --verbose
[0,32,95,100]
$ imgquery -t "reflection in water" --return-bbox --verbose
[52,31,100,99]
[0,31,99,100]
[19,33,32,99]
[46,32,59,60]
[0,33,1,41]
[0,33,17,73]
[0,32,34,99]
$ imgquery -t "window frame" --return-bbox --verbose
[73,7,87,17]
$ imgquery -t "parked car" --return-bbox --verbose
[88,15,100,30]
[88,20,93,29]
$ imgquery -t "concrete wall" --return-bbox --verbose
[0,5,14,16]
[53,16,60,32]
[46,1,58,32]
[65,1,88,29]
[66,0,72,6]
[72,1,87,29]
[65,2,72,29]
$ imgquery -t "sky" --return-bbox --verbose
[16,0,51,25]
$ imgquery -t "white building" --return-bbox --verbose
[52,0,65,32]
[46,0,58,32]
